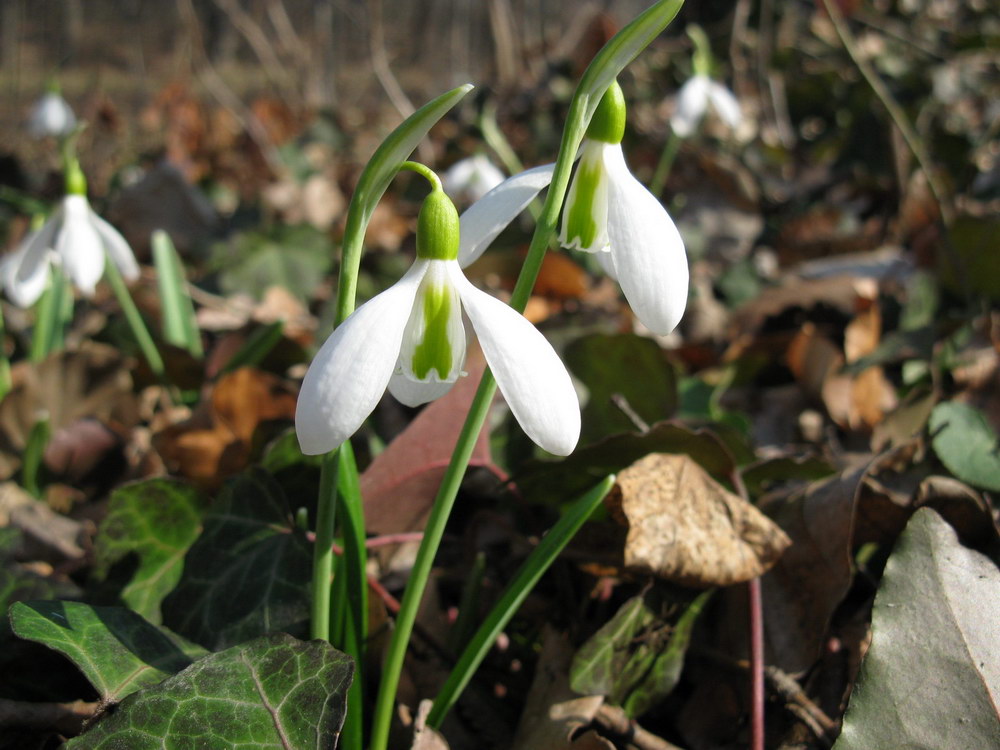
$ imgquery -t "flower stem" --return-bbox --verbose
[310,450,340,642]
[0,304,11,400]
[30,268,66,363]
[650,128,682,198]
[104,259,167,382]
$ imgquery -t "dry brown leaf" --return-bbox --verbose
[609,453,791,587]
[509,627,607,750]
[533,252,588,300]
[154,368,296,489]
[410,700,450,750]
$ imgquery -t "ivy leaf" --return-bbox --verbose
[8,601,205,703]
[64,633,354,750]
[929,401,1000,491]
[834,509,1000,749]
[161,469,312,650]
[92,479,205,624]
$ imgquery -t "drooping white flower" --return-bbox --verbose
[669,74,741,138]
[459,81,689,336]
[2,164,139,307]
[28,89,77,139]
[295,185,580,457]
[442,153,506,203]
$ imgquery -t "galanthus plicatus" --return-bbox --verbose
[27,84,76,139]
[459,81,688,336]
[2,161,140,308]
[669,74,741,137]
[295,173,580,457]
[442,153,505,203]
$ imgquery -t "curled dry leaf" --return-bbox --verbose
[410,700,450,750]
[608,453,791,587]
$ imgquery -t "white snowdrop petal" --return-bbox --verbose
[458,163,555,267]
[2,234,51,308]
[28,93,76,138]
[387,372,458,407]
[57,196,105,297]
[604,145,688,335]
[707,81,742,131]
[91,211,140,281]
[670,75,710,137]
[452,267,579,455]
[295,261,428,455]
[12,208,62,293]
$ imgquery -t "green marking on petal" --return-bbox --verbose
[564,155,603,250]
[410,283,453,380]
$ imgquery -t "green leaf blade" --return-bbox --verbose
[929,401,1000,491]
[64,633,353,750]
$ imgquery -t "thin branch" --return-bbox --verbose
[211,0,296,99]
[594,704,687,750]
[0,698,97,735]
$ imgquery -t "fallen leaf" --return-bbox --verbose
[608,454,791,587]
[411,700,450,750]
[834,508,1000,750]
[362,347,502,535]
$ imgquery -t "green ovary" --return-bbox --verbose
[410,285,454,381]
[565,158,602,249]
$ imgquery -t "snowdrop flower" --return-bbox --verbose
[28,85,76,139]
[442,153,505,203]
[669,74,741,138]
[461,82,688,336]
[295,181,580,457]
[2,162,139,307]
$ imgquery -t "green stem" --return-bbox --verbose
[650,128,682,197]
[104,259,167,381]
[427,475,615,726]
[30,268,65,363]
[310,451,340,641]
[22,413,51,498]
[0,303,10,400]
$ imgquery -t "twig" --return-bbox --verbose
[593,704,686,750]
[818,0,952,225]
[211,0,296,100]
[611,393,651,433]
[748,577,765,750]
[0,698,96,735]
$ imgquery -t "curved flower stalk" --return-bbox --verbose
[442,153,506,203]
[27,84,76,139]
[2,161,139,308]
[459,82,688,336]
[295,168,580,457]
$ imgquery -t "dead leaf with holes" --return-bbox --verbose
[607,453,790,587]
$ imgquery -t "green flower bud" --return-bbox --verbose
[586,80,626,145]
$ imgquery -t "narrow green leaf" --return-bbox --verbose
[8,601,205,703]
[161,469,312,650]
[64,633,353,750]
[929,401,1000,491]
[21,412,51,498]
[91,478,205,624]
[219,320,285,375]
[834,509,1000,749]
[153,229,202,358]
[428,475,615,727]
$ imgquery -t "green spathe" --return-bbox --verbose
[586,80,626,144]
[416,189,460,261]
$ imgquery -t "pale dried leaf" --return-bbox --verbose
[610,453,791,587]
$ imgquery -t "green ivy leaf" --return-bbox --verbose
[929,401,1000,491]
[834,509,1000,749]
[570,588,710,718]
[565,333,677,444]
[64,633,354,750]
[8,601,205,703]
[92,479,205,624]
[161,469,312,650]
[211,224,334,302]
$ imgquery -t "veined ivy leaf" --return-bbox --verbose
[929,401,1000,492]
[834,509,1000,749]
[570,588,711,718]
[64,633,354,750]
[8,601,205,703]
[161,469,312,650]
[92,478,205,624]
